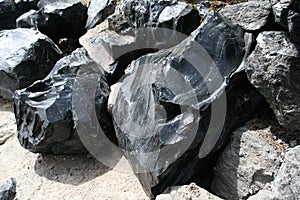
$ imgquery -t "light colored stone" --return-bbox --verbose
[156,183,222,200]
[220,1,271,31]
[211,120,282,199]
[271,146,300,199]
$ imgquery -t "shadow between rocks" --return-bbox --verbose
[34,153,111,186]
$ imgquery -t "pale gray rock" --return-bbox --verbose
[245,31,300,132]
[156,183,222,200]
[86,0,116,29]
[271,146,300,199]
[247,189,275,200]
[220,1,271,31]
[211,121,281,199]
[0,28,62,100]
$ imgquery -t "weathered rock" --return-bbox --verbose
[271,145,300,199]
[86,0,116,30]
[17,0,88,41]
[245,31,300,132]
[156,183,222,200]
[0,178,16,200]
[13,48,113,154]
[0,28,62,100]
[211,120,282,199]
[247,189,275,200]
[0,0,38,30]
[111,12,270,198]
[271,0,300,43]
[220,1,271,31]
[108,0,201,35]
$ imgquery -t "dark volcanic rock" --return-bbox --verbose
[0,178,16,200]
[220,1,271,31]
[245,31,300,132]
[86,0,116,30]
[0,28,62,100]
[108,0,201,34]
[111,12,270,198]
[13,48,113,154]
[0,0,38,30]
[80,0,201,84]
[271,0,300,43]
[17,0,88,41]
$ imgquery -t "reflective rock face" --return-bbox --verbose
[0,0,38,30]
[0,28,62,100]
[86,0,116,30]
[111,12,270,198]
[245,31,300,132]
[13,48,112,154]
[16,0,88,41]
[0,178,16,200]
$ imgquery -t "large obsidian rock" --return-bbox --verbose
[86,0,116,30]
[13,48,113,154]
[111,12,270,198]
[16,0,88,41]
[245,31,300,132]
[0,28,62,100]
[0,0,38,30]
[80,0,201,84]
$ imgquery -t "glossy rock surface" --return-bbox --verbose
[0,28,62,100]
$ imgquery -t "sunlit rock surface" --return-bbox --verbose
[245,31,300,132]
[0,28,62,100]
[13,48,113,154]
[111,12,271,198]
[86,0,116,30]
[17,0,88,41]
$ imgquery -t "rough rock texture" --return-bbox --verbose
[271,0,300,43]
[86,0,116,29]
[0,104,15,145]
[0,178,16,200]
[211,120,282,199]
[0,0,38,30]
[16,0,88,41]
[247,189,275,200]
[13,48,113,154]
[111,12,271,198]
[245,31,300,132]
[220,1,271,31]
[156,183,222,200]
[271,145,300,199]
[0,28,62,100]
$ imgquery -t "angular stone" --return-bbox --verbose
[0,28,62,100]
[16,9,39,28]
[220,1,271,31]
[108,0,201,34]
[0,178,16,200]
[271,146,300,199]
[0,0,38,30]
[245,31,300,132]
[211,120,281,199]
[271,0,300,43]
[13,48,113,154]
[111,12,270,198]
[86,0,116,30]
[156,183,222,200]
[17,0,88,41]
